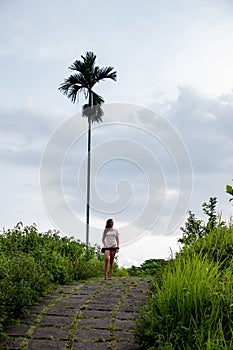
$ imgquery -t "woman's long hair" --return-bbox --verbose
[103,218,113,236]
[105,218,113,229]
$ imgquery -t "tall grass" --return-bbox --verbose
[136,227,233,349]
[191,225,233,269]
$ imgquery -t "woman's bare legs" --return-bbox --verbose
[108,251,116,279]
[104,250,116,280]
[104,251,110,279]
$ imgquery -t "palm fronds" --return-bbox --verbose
[59,51,116,122]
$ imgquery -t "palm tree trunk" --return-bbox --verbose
[86,91,92,247]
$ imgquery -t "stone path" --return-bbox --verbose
[0,277,150,350]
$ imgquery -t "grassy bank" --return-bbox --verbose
[135,226,233,349]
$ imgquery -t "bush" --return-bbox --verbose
[0,222,106,334]
[178,197,219,247]
[115,267,129,277]
[0,222,105,284]
[127,259,168,280]
[0,254,50,319]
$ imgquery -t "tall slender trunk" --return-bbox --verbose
[86,91,92,247]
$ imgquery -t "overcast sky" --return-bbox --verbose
[1,0,233,267]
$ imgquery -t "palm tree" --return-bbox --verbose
[59,52,117,246]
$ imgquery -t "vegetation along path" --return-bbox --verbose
[1,277,150,350]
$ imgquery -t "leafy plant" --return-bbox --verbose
[178,197,221,247]
[202,196,218,233]
[178,210,204,246]
[226,182,233,202]
[127,259,168,283]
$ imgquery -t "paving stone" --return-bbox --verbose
[32,326,69,339]
[85,283,104,289]
[86,303,117,311]
[79,286,97,293]
[119,304,140,312]
[133,285,150,292]
[130,290,148,296]
[115,320,136,330]
[126,292,148,299]
[0,337,23,349]
[112,286,124,291]
[114,342,137,350]
[46,307,77,316]
[82,310,111,319]
[121,299,144,308]
[120,299,138,306]
[59,295,86,302]
[73,291,93,297]
[74,329,110,341]
[98,291,122,296]
[114,331,135,342]
[72,341,111,349]
[131,299,147,306]
[69,294,90,300]
[77,318,110,329]
[4,324,30,336]
[126,296,147,303]
[19,314,38,324]
[0,278,149,350]
[115,312,137,320]
[27,339,67,349]
[27,305,45,313]
[57,300,86,308]
[94,297,118,303]
[39,315,73,326]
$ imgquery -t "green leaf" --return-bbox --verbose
[226,185,233,195]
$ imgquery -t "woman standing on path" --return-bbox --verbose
[102,219,120,280]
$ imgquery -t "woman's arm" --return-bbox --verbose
[116,234,120,252]
[102,232,107,247]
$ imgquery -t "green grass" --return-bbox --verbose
[191,225,233,269]
[135,226,233,349]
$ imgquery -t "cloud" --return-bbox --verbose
[167,86,233,174]
[2,87,232,245]
[38,103,192,246]
[0,104,68,165]
[118,233,179,267]
[162,86,233,221]
[1,0,233,261]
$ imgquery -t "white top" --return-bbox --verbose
[103,229,119,248]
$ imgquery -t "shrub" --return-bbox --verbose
[0,223,105,284]
[127,259,168,280]
[0,254,50,319]
[178,197,226,248]
[0,222,107,334]
[115,267,129,277]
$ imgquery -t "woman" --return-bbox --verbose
[102,218,120,280]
